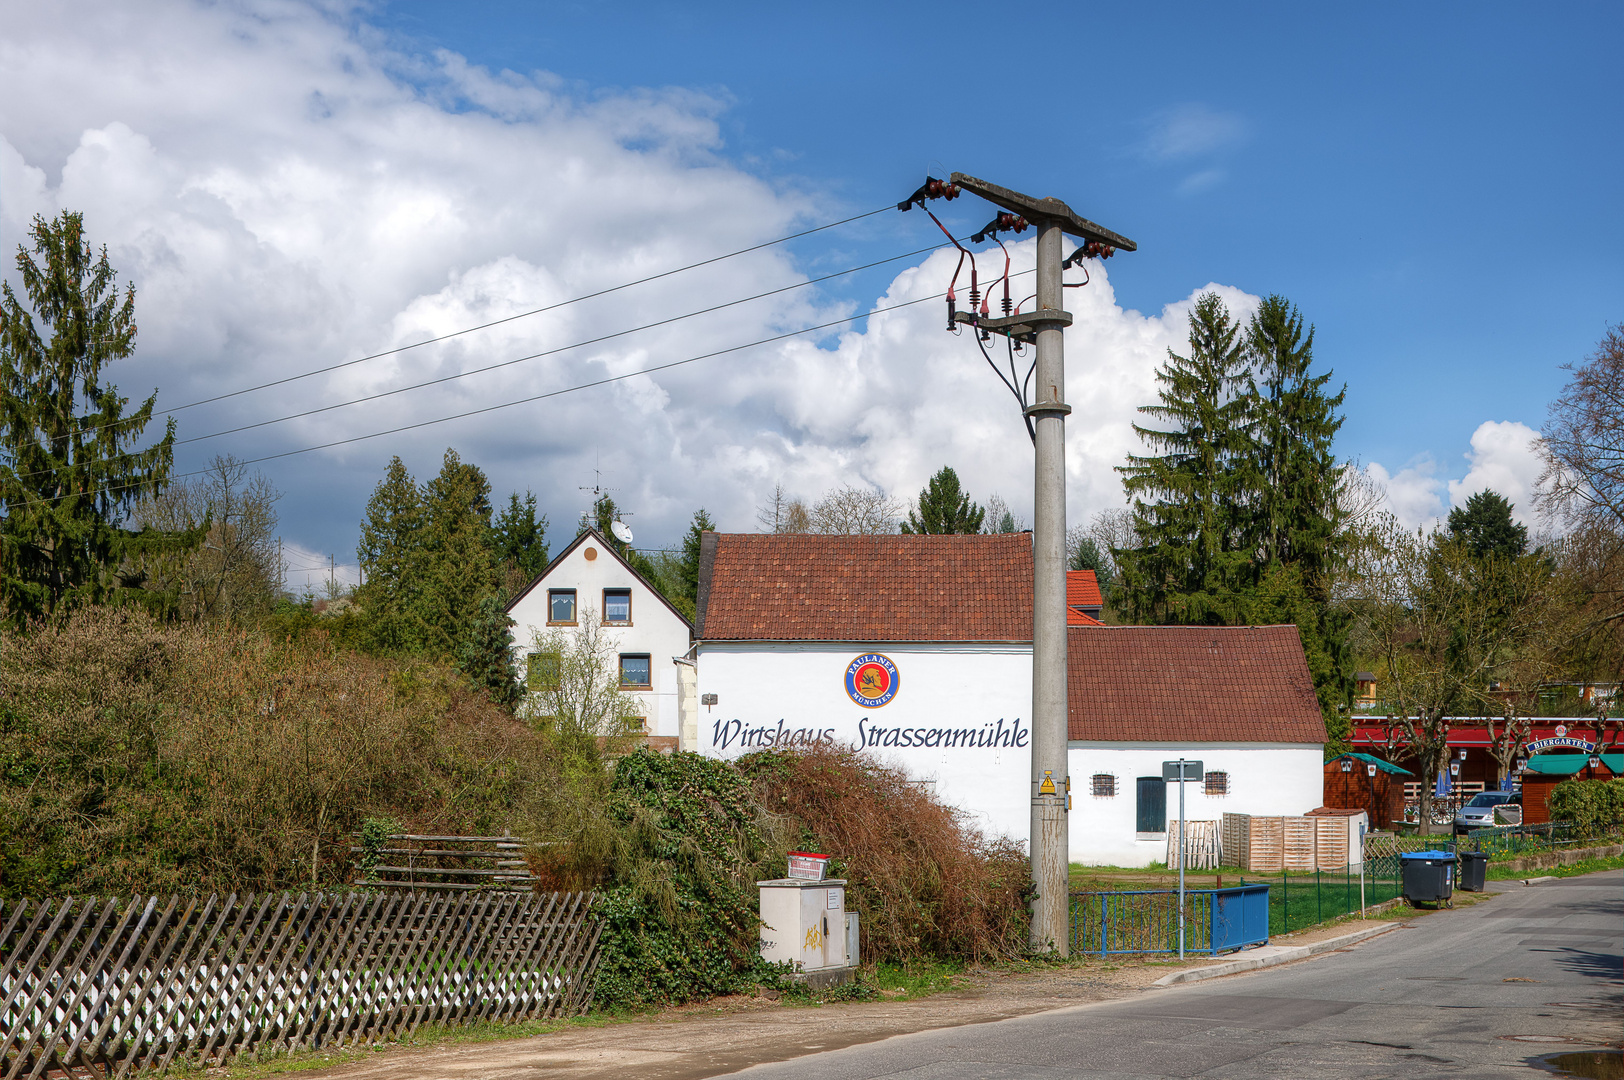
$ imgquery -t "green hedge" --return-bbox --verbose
[1548,778,1624,836]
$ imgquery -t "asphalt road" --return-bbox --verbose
[727,870,1623,1080]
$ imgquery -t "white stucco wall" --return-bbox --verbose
[696,642,1034,844]
[693,642,1326,863]
[509,538,692,737]
[1067,743,1326,867]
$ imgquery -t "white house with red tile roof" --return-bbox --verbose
[1067,625,1327,866]
[695,531,1036,842]
[507,527,694,746]
[693,532,1326,863]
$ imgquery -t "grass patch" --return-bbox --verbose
[871,957,965,999]
[1485,852,1624,881]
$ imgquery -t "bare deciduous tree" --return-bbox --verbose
[1355,520,1566,832]
[1537,324,1624,531]
[809,484,902,535]
[522,610,644,739]
[982,494,1023,534]
[129,454,281,623]
[756,483,811,533]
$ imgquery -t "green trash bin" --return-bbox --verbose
[1401,851,1454,905]
[1459,850,1489,892]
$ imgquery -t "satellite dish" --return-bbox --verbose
[611,520,634,544]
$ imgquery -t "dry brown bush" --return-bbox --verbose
[740,745,1030,964]
[0,607,554,897]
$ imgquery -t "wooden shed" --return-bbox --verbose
[1519,752,1622,824]
[1323,752,1411,830]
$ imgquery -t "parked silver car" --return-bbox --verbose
[1454,791,1520,834]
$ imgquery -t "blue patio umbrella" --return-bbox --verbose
[1435,768,1452,797]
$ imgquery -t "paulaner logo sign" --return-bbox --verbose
[845,653,899,708]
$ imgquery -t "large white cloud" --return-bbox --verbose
[1447,421,1543,523]
[0,1,1306,568]
[1365,420,1544,531]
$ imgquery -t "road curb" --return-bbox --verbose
[1151,921,1400,987]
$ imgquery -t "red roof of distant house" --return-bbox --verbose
[1067,625,1327,744]
[696,532,1032,641]
[1067,569,1103,625]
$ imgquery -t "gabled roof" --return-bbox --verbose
[696,531,1033,642]
[1067,624,1327,744]
[505,526,693,630]
[1066,569,1103,625]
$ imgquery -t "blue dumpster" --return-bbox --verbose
[1401,851,1454,905]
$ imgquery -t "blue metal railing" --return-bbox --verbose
[1068,885,1270,956]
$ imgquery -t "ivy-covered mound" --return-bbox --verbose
[532,745,1030,1009]
[530,750,787,1008]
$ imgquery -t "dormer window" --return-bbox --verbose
[604,588,631,624]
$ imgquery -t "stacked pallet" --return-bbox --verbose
[1221,812,1358,871]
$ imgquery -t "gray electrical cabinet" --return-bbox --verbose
[758,878,848,971]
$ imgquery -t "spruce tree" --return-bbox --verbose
[1447,490,1527,560]
[493,490,549,581]
[1246,295,1354,726]
[1116,292,1253,623]
[1248,295,1347,600]
[1068,536,1115,600]
[457,593,521,708]
[355,456,426,651]
[0,211,192,623]
[902,466,985,534]
[418,448,500,654]
[677,508,716,609]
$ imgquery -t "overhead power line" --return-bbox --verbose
[5,233,972,486]
[168,205,894,418]
[173,239,951,448]
[33,269,1034,504]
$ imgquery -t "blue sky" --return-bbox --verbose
[374,0,1618,466]
[1,1,1618,580]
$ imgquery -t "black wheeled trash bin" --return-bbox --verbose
[1459,850,1489,892]
[1401,851,1455,906]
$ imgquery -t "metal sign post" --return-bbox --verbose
[1162,759,1203,960]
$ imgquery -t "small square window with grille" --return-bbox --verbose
[1090,774,1116,797]
[1204,770,1230,796]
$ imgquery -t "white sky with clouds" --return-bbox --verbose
[0,0,1549,572]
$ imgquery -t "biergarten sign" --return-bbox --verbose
[1524,735,1595,754]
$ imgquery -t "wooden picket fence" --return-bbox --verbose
[0,889,600,1080]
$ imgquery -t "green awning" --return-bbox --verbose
[1603,753,1623,774]
[1331,752,1413,776]
[1525,753,1589,775]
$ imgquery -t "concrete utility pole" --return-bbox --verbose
[948,174,1135,955]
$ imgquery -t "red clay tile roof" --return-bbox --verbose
[1067,570,1102,608]
[1066,569,1103,625]
[1068,624,1327,744]
[697,532,1033,641]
